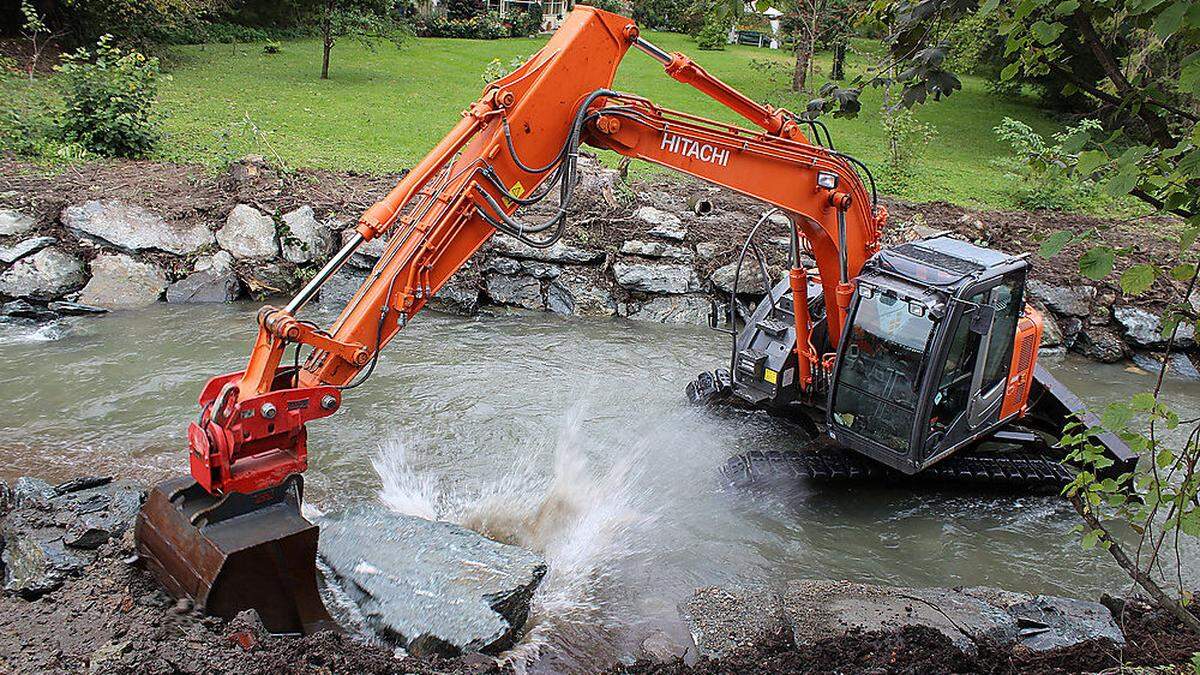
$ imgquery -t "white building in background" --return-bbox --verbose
[486,0,572,30]
[728,4,782,48]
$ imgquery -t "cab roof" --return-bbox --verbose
[871,236,1025,290]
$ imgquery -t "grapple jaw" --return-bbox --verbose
[134,474,334,635]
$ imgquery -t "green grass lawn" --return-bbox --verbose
[37,32,1072,210]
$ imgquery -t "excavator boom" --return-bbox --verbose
[132,6,963,634]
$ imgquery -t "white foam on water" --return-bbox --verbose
[0,320,69,345]
[372,403,659,671]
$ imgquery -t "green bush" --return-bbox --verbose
[695,11,727,50]
[586,0,626,12]
[442,0,487,20]
[506,3,544,37]
[632,0,702,34]
[413,12,506,38]
[879,107,937,181]
[991,117,1103,212]
[55,36,162,158]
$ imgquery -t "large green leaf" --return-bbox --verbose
[1079,246,1115,280]
[1181,226,1200,251]
[1120,264,1156,295]
[1131,392,1158,411]
[1076,150,1108,175]
[1153,0,1187,38]
[1031,20,1065,44]
[1105,166,1139,198]
[1062,127,1090,154]
[1038,230,1073,257]
[1170,262,1196,280]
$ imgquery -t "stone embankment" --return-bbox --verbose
[1,155,1194,372]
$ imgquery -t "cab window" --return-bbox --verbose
[930,292,985,434]
[981,279,1022,393]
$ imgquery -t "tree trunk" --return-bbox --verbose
[791,46,810,92]
[832,43,846,81]
[321,39,332,79]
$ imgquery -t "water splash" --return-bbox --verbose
[0,319,69,345]
[372,404,657,670]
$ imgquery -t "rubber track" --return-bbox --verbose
[722,445,1075,487]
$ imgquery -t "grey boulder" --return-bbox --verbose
[630,294,711,325]
[1113,305,1195,349]
[709,262,768,295]
[486,273,543,310]
[683,581,1125,659]
[318,266,367,308]
[0,209,35,237]
[193,250,234,274]
[1027,281,1094,318]
[280,206,334,264]
[0,247,86,300]
[78,253,168,310]
[546,270,616,317]
[318,508,546,657]
[0,236,56,265]
[62,199,213,255]
[1,476,142,599]
[218,205,279,260]
[1,299,58,321]
[620,240,693,262]
[241,262,298,297]
[429,274,481,315]
[490,235,604,265]
[166,269,240,304]
[633,206,687,241]
[784,580,1017,655]
[612,262,699,294]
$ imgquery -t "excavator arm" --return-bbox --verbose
[186,6,885,498]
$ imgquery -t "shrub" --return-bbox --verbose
[880,107,937,180]
[632,0,702,34]
[991,117,1104,212]
[695,11,727,50]
[0,63,92,162]
[263,40,282,54]
[442,0,487,20]
[507,2,544,36]
[413,12,506,38]
[586,0,626,12]
[55,35,162,158]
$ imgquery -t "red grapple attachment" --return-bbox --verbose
[134,474,334,634]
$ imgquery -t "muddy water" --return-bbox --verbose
[2,305,1199,668]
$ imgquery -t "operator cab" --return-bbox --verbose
[827,236,1042,474]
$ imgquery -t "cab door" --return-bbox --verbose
[967,273,1025,428]
[922,271,1025,462]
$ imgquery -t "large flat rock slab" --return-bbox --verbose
[318,508,546,658]
[783,580,1017,654]
[683,580,1125,658]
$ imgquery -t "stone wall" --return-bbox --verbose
[1,155,1195,372]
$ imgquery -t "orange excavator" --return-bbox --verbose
[134,6,1135,634]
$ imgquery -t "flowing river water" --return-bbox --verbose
[2,304,1199,669]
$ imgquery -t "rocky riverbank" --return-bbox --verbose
[0,155,1195,371]
[2,474,1198,673]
